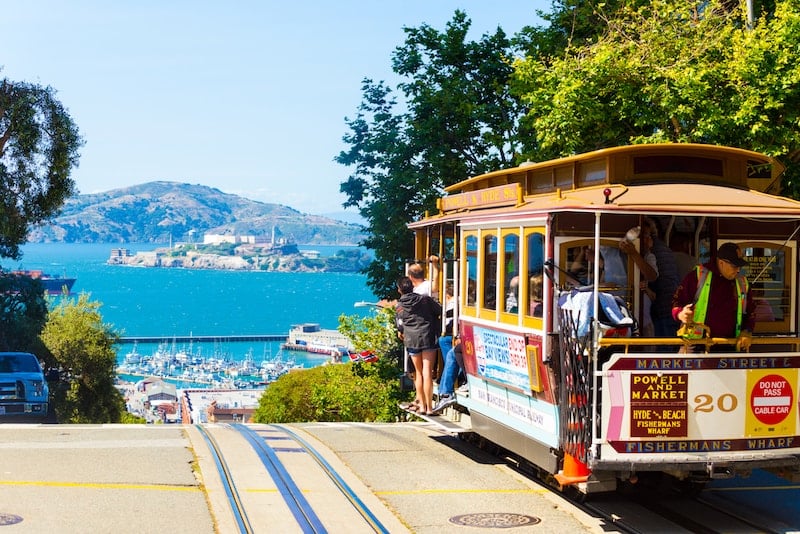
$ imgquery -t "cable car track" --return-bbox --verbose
[580,488,791,533]
[195,423,391,534]
[195,424,253,533]
[456,423,796,532]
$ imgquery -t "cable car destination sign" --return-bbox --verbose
[440,184,521,212]
[600,353,800,460]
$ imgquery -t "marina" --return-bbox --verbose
[114,323,379,396]
[116,341,306,390]
[114,322,367,390]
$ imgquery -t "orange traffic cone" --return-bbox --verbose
[554,451,590,486]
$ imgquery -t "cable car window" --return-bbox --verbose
[560,239,633,304]
[526,232,544,318]
[465,234,478,308]
[483,233,498,311]
[738,241,794,333]
[503,233,520,313]
[599,245,627,288]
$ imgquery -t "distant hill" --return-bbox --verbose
[321,211,366,226]
[28,181,366,245]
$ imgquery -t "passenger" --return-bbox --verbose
[438,282,455,372]
[408,256,439,300]
[753,298,776,322]
[466,278,477,307]
[396,276,442,415]
[670,232,697,279]
[618,227,658,338]
[672,242,756,352]
[379,255,440,308]
[431,337,465,414]
[644,218,680,341]
[618,227,658,282]
[505,276,519,313]
[529,273,544,317]
[639,282,658,345]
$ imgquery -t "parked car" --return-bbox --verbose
[0,352,49,422]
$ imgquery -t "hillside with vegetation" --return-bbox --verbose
[28,181,365,245]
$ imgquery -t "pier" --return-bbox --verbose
[120,334,288,344]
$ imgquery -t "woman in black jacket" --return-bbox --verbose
[396,276,441,415]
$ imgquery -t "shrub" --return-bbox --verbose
[253,358,405,423]
[254,309,413,423]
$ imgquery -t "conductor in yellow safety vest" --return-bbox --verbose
[672,242,756,352]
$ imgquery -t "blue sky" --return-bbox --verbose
[3,2,547,216]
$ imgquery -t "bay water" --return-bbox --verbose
[4,243,377,370]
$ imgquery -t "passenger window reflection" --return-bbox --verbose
[505,276,519,313]
[503,234,519,314]
[528,274,543,317]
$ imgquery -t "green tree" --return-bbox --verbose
[516,0,625,63]
[338,80,417,296]
[337,308,404,369]
[0,79,82,259]
[511,0,800,194]
[338,11,526,298]
[0,272,49,354]
[40,293,125,423]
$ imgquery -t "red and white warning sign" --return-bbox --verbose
[750,374,793,426]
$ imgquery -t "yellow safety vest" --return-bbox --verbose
[692,266,749,337]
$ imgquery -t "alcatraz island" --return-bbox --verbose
[108,233,371,273]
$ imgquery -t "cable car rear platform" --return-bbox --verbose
[398,402,472,433]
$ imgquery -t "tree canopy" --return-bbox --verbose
[40,293,125,423]
[337,11,526,297]
[0,273,49,353]
[0,79,82,259]
[338,1,800,290]
[512,0,800,169]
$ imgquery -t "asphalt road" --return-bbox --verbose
[0,422,607,533]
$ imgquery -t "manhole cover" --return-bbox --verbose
[449,513,541,528]
[0,513,23,526]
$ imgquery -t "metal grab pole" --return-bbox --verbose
[591,212,601,457]
[441,259,448,335]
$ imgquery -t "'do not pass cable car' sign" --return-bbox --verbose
[748,373,794,432]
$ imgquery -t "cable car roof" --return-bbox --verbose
[410,182,800,228]
[411,144,798,228]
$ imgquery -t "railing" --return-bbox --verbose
[598,336,800,351]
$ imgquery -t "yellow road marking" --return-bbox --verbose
[0,480,200,492]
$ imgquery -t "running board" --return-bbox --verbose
[399,404,471,434]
